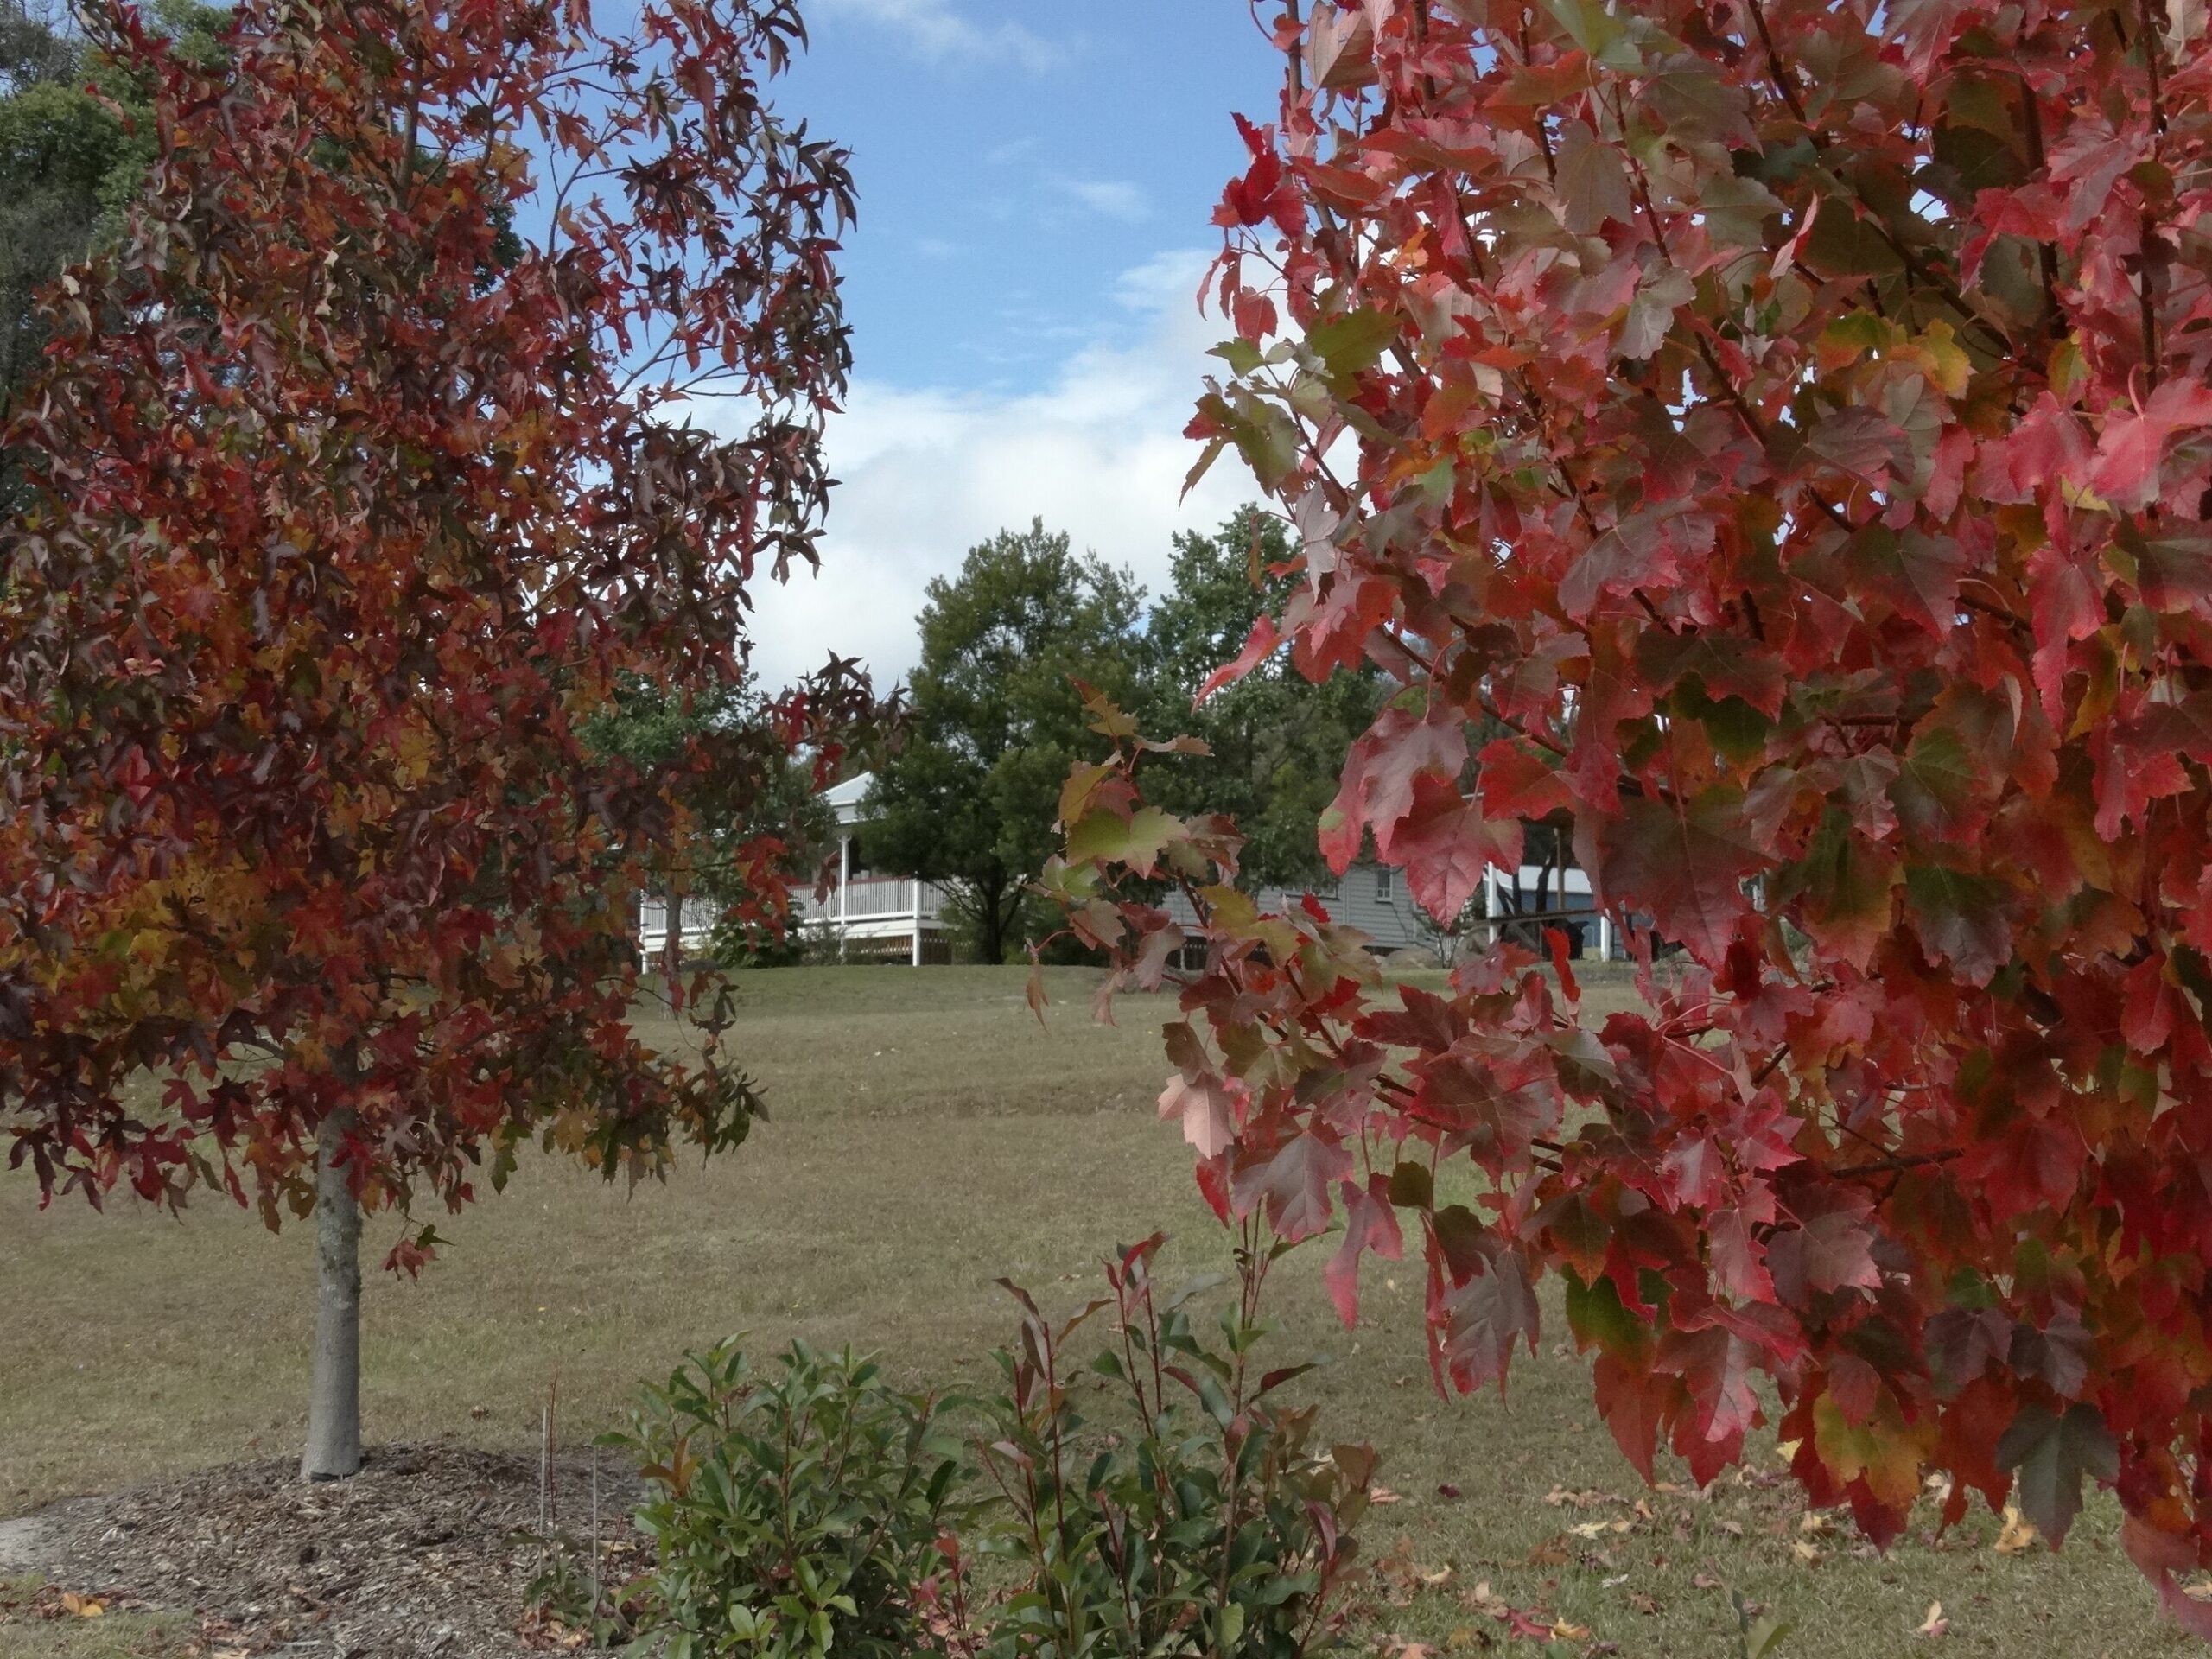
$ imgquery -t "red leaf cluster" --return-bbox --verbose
[0,0,874,1232]
[1063,0,2212,1621]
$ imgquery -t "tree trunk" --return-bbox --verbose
[660,885,683,977]
[302,1109,364,1482]
[976,877,1007,964]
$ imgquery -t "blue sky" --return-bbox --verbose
[741,1,1285,689]
[783,2,1274,390]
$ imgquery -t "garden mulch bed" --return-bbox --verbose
[0,1442,639,1656]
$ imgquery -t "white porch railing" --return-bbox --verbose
[636,895,720,958]
[794,875,949,923]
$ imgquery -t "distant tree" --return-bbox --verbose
[867,520,1142,963]
[583,673,839,972]
[0,0,226,506]
[0,0,861,1482]
[0,0,75,86]
[1142,506,1382,892]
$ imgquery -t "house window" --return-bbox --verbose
[1374,867,1395,900]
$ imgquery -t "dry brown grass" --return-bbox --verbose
[1,963,2190,1656]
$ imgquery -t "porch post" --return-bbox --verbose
[911,877,923,967]
[837,833,850,963]
[1484,863,1500,948]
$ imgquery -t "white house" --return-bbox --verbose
[632,772,950,964]
[1156,861,1611,962]
[773,772,1617,965]
[640,770,1618,964]
[791,772,951,963]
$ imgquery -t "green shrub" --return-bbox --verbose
[589,1238,1371,1657]
[970,1233,1372,1658]
[605,1340,967,1659]
[707,914,820,970]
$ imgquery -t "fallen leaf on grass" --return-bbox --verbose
[1435,1483,1463,1500]
[1570,1519,1632,1539]
[1461,1581,1509,1618]
[1544,1486,1624,1510]
[1791,1540,1823,1566]
[1630,1591,1663,1615]
[1916,1600,1949,1637]
[1552,1618,1592,1639]
[1993,1505,2039,1554]
[1457,1580,1561,1640]
[58,1593,105,1618]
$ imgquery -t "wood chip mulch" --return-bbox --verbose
[6,1442,639,1656]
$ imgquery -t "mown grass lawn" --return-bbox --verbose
[0,964,2190,1657]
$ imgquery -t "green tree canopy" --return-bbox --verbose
[582,672,838,967]
[0,0,227,505]
[1142,506,1382,893]
[866,519,1143,963]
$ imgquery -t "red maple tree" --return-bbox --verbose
[1046,0,2212,1624]
[0,0,868,1477]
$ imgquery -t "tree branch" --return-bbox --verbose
[1745,0,2016,359]
[1828,1148,1961,1180]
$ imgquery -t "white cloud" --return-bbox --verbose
[983,136,1039,168]
[1054,177,1149,222]
[810,0,1065,72]
[742,249,1252,693]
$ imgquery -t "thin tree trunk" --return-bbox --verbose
[1557,853,1571,954]
[302,1109,364,1481]
[660,885,683,977]
[978,876,1006,964]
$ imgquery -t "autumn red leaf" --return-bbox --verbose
[0,0,875,1478]
[1159,1071,1240,1160]
[1325,1173,1405,1328]
[1045,0,2212,1627]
